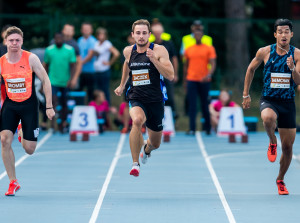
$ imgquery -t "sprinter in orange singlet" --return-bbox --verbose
[0,26,55,196]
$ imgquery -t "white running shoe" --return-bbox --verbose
[129,162,140,177]
[140,142,151,164]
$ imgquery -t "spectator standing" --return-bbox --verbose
[84,27,120,104]
[151,21,179,120]
[44,33,76,133]
[184,29,217,135]
[77,22,97,101]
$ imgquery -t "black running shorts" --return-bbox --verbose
[260,97,296,129]
[0,99,39,141]
[129,100,164,132]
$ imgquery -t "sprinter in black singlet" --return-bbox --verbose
[115,19,174,177]
[243,19,300,195]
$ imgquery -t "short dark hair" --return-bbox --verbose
[274,19,293,32]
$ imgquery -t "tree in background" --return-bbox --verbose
[225,0,249,89]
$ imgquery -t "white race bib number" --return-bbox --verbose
[7,78,27,93]
[132,69,151,86]
[270,73,291,89]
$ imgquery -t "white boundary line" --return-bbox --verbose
[89,133,126,223]
[196,131,236,223]
[0,131,53,181]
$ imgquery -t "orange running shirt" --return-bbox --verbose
[0,50,33,102]
[184,44,217,82]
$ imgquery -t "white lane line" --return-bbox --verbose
[0,131,53,180]
[89,133,126,223]
[196,131,236,223]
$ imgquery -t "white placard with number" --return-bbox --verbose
[70,106,99,134]
[217,107,246,135]
[163,106,175,135]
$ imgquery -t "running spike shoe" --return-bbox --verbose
[276,180,289,195]
[5,179,21,196]
[129,162,140,177]
[267,143,277,162]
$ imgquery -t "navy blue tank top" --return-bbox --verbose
[262,44,296,100]
[126,43,167,102]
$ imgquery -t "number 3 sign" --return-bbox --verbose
[217,107,246,135]
[70,106,99,134]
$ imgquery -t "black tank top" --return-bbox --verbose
[126,43,165,103]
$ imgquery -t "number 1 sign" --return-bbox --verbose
[217,107,246,135]
[69,106,99,134]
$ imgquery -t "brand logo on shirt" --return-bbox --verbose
[34,128,40,138]
[20,65,25,69]
[130,62,150,67]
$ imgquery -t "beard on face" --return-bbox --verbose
[136,40,148,48]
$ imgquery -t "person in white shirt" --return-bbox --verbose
[85,27,120,104]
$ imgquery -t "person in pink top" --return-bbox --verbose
[209,90,239,131]
[89,90,110,132]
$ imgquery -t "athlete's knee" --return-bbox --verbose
[24,145,36,155]
[261,115,276,126]
[0,134,12,149]
[132,115,144,127]
[281,143,293,155]
[149,141,161,150]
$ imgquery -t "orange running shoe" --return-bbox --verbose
[267,143,277,162]
[5,179,21,196]
[121,127,128,134]
[276,180,289,195]
[17,122,22,143]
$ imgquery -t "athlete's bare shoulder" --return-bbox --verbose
[123,45,134,61]
[153,43,166,52]
[256,45,271,61]
[28,53,41,66]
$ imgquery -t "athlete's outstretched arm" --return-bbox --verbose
[146,45,174,81]
[242,47,265,109]
[29,54,55,120]
[288,48,300,85]
[114,46,131,96]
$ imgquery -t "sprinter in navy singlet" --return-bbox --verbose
[115,19,174,177]
[242,19,300,195]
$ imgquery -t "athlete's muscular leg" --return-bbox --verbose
[145,128,162,154]
[129,107,146,163]
[277,128,296,181]
[1,130,16,181]
[22,140,37,155]
[261,108,277,144]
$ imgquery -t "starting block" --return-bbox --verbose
[162,106,175,143]
[70,132,90,142]
[163,132,171,142]
[228,133,249,143]
[218,107,249,143]
[69,106,99,142]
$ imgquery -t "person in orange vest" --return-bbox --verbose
[180,20,213,57]
[181,20,213,116]
[0,26,55,196]
[184,29,217,135]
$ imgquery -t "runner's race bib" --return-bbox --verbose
[132,69,151,86]
[6,78,27,93]
[270,73,291,89]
